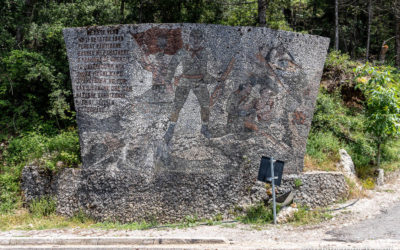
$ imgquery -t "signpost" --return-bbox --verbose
[257,156,285,225]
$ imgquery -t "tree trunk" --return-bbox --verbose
[335,0,339,50]
[379,41,389,63]
[120,0,125,22]
[366,0,373,61]
[377,142,381,168]
[396,18,400,67]
[258,0,267,27]
[139,0,143,23]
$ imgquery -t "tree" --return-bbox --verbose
[394,0,400,67]
[335,0,339,50]
[366,0,373,61]
[355,65,400,167]
[258,0,267,26]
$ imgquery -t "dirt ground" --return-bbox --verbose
[2,172,400,249]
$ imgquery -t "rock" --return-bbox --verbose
[62,23,329,222]
[277,206,298,224]
[250,182,269,203]
[376,169,384,186]
[54,168,82,216]
[56,161,64,168]
[21,165,53,204]
[338,149,356,177]
[275,171,349,208]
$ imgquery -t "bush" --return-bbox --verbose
[354,64,400,167]
[0,129,80,213]
[29,196,56,217]
[3,129,80,171]
[306,131,341,164]
[325,50,358,75]
[307,89,377,173]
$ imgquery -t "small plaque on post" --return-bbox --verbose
[257,156,284,186]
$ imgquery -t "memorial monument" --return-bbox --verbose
[63,23,329,222]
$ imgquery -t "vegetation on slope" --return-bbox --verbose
[0,0,399,224]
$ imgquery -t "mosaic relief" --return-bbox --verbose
[63,23,329,222]
[65,24,329,176]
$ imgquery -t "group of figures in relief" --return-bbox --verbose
[131,27,303,145]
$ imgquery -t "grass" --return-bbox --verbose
[289,206,333,226]
[0,209,94,231]
[303,154,338,172]
[0,208,229,231]
[238,203,277,224]
[344,176,365,199]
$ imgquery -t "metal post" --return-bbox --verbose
[271,157,276,225]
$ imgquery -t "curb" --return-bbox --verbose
[0,237,228,246]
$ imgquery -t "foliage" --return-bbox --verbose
[0,50,71,134]
[307,89,375,170]
[29,196,57,217]
[325,50,359,76]
[294,179,303,188]
[354,65,400,166]
[0,130,80,213]
[4,130,80,170]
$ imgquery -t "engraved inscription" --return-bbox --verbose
[73,27,131,113]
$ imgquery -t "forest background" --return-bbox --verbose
[0,0,400,215]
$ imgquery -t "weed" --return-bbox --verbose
[0,129,81,213]
[238,203,280,224]
[294,179,303,188]
[361,177,375,190]
[344,177,364,199]
[289,206,332,225]
[29,196,56,217]
[70,210,92,223]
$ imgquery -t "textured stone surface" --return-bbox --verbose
[376,169,384,186]
[54,168,82,216]
[277,206,298,224]
[278,171,349,208]
[337,149,357,180]
[63,23,329,221]
[21,166,82,214]
[21,165,53,204]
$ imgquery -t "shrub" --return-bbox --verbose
[3,129,80,171]
[239,203,280,224]
[354,64,400,167]
[0,129,80,213]
[29,196,56,217]
[306,131,341,164]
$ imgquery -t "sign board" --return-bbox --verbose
[257,156,284,186]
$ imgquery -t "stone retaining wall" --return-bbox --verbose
[22,166,349,219]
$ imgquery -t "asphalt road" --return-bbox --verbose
[327,202,400,242]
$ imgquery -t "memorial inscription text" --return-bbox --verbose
[73,27,131,113]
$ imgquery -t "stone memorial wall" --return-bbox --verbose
[63,23,329,222]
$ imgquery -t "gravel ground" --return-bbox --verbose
[2,172,400,249]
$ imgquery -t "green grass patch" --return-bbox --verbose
[238,203,279,224]
[29,196,56,218]
[289,206,333,226]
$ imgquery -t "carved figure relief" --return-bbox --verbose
[131,27,183,92]
[164,29,214,142]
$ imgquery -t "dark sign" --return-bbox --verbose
[257,156,284,186]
